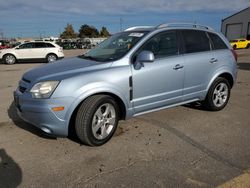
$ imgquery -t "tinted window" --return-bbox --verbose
[137,31,178,59]
[182,30,210,53]
[208,32,227,50]
[46,43,55,47]
[19,43,34,49]
[34,42,47,48]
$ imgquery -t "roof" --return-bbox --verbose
[222,7,250,21]
[124,23,214,32]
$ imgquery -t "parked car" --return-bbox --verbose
[0,41,64,64]
[0,41,11,49]
[230,38,250,49]
[14,23,237,146]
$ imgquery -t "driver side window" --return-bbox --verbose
[136,30,178,60]
[19,43,34,49]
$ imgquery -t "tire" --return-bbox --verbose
[233,45,237,50]
[3,54,16,65]
[202,77,231,111]
[46,54,57,63]
[75,95,120,146]
[246,44,250,49]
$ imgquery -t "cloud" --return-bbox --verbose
[1,0,250,15]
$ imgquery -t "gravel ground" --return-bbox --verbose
[0,49,249,188]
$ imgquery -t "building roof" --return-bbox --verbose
[222,7,250,21]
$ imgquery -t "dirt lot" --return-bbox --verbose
[0,49,250,187]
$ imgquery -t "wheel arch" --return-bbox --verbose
[3,53,17,59]
[46,53,58,59]
[217,72,234,88]
[206,71,235,95]
[3,53,17,64]
[67,92,127,137]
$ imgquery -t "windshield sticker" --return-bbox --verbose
[129,33,144,37]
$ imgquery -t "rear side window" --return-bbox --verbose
[19,43,34,49]
[34,42,47,48]
[208,32,228,50]
[46,43,55,47]
[182,30,210,53]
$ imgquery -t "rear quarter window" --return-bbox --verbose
[208,32,228,50]
[46,43,55,48]
[181,30,210,53]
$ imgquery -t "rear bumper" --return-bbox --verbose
[14,89,75,137]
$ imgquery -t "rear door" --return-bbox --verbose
[180,29,219,101]
[32,42,48,58]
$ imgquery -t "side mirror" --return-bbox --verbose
[137,50,155,63]
[15,47,20,50]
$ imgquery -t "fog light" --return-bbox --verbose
[52,106,64,111]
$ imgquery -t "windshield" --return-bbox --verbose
[79,31,149,62]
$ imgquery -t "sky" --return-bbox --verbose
[0,0,250,38]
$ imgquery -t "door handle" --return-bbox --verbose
[173,64,184,70]
[209,58,218,63]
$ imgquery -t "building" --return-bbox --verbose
[221,7,250,40]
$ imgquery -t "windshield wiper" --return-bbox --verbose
[79,55,100,61]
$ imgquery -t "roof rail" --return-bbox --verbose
[156,23,213,31]
[124,26,154,31]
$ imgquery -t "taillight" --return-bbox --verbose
[231,49,238,62]
[58,47,63,52]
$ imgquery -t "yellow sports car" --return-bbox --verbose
[230,39,250,49]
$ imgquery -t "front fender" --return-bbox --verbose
[64,82,132,127]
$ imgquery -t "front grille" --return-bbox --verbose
[19,86,26,93]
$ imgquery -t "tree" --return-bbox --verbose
[78,24,99,38]
[60,24,77,39]
[99,27,110,37]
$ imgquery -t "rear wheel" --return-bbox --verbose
[46,54,57,63]
[246,44,250,49]
[4,54,16,65]
[202,77,231,111]
[233,45,237,50]
[75,95,119,146]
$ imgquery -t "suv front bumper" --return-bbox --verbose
[14,89,75,137]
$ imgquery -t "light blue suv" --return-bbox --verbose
[14,23,237,146]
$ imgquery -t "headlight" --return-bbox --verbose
[30,81,59,98]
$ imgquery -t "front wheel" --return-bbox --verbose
[202,77,231,111]
[4,54,16,64]
[75,95,119,146]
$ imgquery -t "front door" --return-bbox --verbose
[15,42,34,59]
[131,30,184,114]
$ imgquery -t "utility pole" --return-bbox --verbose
[0,29,4,40]
[120,18,123,31]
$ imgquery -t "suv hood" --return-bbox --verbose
[22,57,112,83]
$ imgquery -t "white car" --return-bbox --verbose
[0,41,64,64]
